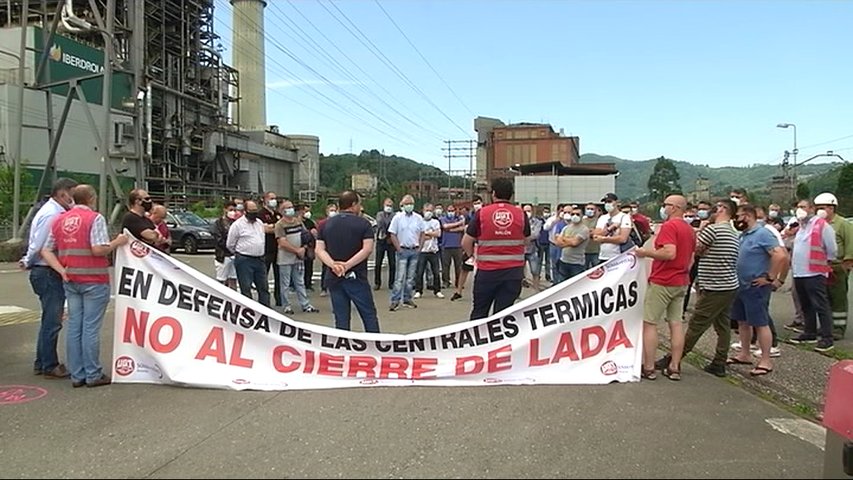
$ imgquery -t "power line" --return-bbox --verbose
[321,0,472,138]
[798,133,853,152]
[264,2,449,142]
[373,0,474,118]
[214,0,423,149]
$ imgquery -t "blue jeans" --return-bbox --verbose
[234,254,270,307]
[584,253,599,270]
[390,248,419,303]
[549,245,562,283]
[330,278,380,333]
[557,261,586,283]
[525,250,541,277]
[64,282,110,383]
[29,266,65,373]
[537,244,550,280]
[278,263,310,310]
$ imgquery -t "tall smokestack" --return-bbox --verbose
[231,0,267,131]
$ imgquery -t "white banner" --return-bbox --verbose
[111,238,648,390]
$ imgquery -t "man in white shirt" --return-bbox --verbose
[592,193,634,263]
[414,203,443,299]
[226,200,271,307]
[388,195,425,310]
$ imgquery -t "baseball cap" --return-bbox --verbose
[601,193,618,202]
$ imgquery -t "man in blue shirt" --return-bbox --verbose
[727,204,788,377]
[439,203,465,290]
[19,178,78,378]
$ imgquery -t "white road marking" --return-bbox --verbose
[766,418,826,450]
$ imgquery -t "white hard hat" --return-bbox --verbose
[813,192,838,206]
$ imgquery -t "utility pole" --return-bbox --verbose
[12,0,29,240]
[442,139,476,201]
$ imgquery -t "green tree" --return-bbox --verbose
[836,163,853,216]
[0,164,36,225]
[796,182,811,201]
[646,157,682,202]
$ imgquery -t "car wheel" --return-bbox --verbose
[183,236,198,254]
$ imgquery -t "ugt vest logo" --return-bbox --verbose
[492,209,514,229]
[61,215,82,235]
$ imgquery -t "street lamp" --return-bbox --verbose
[777,123,798,199]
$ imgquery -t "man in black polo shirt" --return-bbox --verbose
[315,191,380,333]
[121,189,162,246]
[258,191,282,306]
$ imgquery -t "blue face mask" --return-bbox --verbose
[284,208,295,217]
[584,209,595,218]
[659,206,668,220]
[697,209,709,220]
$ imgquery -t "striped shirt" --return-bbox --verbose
[695,222,740,291]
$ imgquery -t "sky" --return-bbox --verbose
[213,0,853,172]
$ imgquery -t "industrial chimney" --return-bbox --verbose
[231,0,267,131]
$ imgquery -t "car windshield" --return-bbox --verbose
[172,212,208,227]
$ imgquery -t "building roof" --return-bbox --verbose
[513,161,618,176]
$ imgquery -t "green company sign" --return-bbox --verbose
[33,27,132,109]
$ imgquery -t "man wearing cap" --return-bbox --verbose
[814,192,852,339]
[592,193,634,263]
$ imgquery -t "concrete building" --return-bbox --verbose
[474,116,617,208]
[0,0,319,230]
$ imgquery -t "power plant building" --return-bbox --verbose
[0,0,319,228]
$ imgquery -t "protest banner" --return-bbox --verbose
[112,237,648,390]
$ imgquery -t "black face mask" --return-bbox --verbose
[245,211,259,222]
[141,200,153,212]
[734,220,749,231]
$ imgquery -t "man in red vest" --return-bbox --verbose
[462,177,530,320]
[41,185,128,388]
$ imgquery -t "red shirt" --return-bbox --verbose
[649,218,696,286]
[155,222,170,252]
[632,213,651,238]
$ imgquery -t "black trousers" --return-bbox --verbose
[374,239,396,288]
[265,255,281,306]
[470,277,522,320]
[415,252,441,293]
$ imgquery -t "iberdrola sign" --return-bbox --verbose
[48,43,104,74]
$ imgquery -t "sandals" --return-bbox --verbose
[641,368,657,380]
[663,367,681,381]
[749,366,773,376]
[726,357,752,366]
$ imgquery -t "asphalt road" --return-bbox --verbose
[0,254,827,478]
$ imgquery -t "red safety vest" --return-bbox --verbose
[808,217,832,274]
[476,202,526,271]
[51,207,110,284]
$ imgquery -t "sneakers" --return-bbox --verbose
[450,293,462,302]
[413,292,422,299]
[435,291,445,299]
[730,341,759,352]
[403,300,418,309]
[784,322,804,332]
[86,374,111,388]
[788,335,818,344]
[389,303,401,311]
[814,339,835,353]
[283,306,294,315]
[320,290,327,297]
[302,305,320,313]
[703,363,727,377]
[752,346,782,358]
[43,364,70,379]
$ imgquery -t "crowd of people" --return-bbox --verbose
[17,176,851,388]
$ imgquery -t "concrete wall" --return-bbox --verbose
[514,174,617,210]
[287,134,320,198]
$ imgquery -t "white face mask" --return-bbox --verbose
[768,210,779,219]
[304,211,312,219]
[562,213,572,221]
[570,214,582,224]
[328,210,338,217]
[631,208,638,214]
[267,199,277,209]
[384,206,393,214]
[434,208,443,216]
[730,197,741,206]
[659,206,668,220]
[604,203,615,213]
[473,203,482,211]
[816,209,828,219]
[424,211,433,220]
[525,211,532,218]
[684,216,696,224]
[795,208,808,220]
